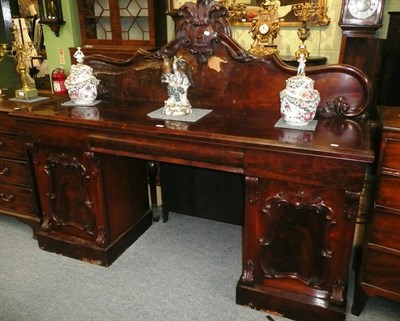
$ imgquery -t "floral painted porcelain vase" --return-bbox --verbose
[279,54,320,126]
[65,47,99,106]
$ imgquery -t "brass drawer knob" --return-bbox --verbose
[0,140,4,148]
[0,167,9,175]
[0,192,15,202]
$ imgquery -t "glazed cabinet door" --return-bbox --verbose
[78,0,166,48]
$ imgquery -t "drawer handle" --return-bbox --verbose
[0,140,4,148]
[0,167,9,175]
[0,192,15,202]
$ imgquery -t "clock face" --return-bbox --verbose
[348,0,379,19]
[259,24,269,35]
[339,0,385,33]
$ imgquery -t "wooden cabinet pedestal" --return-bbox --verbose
[26,133,152,266]
[352,106,400,315]
[237,150,368,321]
[0,99,39,231]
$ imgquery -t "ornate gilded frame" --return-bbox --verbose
[277,0,330,26]
[167,1,330,27]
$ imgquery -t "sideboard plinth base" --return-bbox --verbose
[236,283,346,321]
[36,211,153,267]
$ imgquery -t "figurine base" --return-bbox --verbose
[163,105,192,116]
[274,118,318,131]
[9,96,49,103]
[147,107,212,123]
[15,87,38,100]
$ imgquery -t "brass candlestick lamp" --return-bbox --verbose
[0,22,38,100]
[292,2,320,59]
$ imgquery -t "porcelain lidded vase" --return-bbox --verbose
[65,47,99,105]
[279,54,320,126]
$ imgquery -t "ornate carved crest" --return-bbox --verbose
[157,0,251,63]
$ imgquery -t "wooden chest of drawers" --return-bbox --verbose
[0,104,39,230]
[352,106,400,315]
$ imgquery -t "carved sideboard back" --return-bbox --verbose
[84,0,371,119]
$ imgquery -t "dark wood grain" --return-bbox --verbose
[0,100,40,230]
[5,1,376,320]
[352,106,400,316]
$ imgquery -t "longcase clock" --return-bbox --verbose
[338,0,386,115]
[339,0,385,36]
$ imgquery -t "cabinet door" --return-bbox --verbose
[78,0,161,47]
[79,0,114,45]
[32,147,107,244]
[242,177,358,306]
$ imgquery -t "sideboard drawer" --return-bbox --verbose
[375,174,400,209]
[0,159,30,185]
[362,249,400,295]
[369,210,400,251]
[0,183,36,216]
[381,138,400,170]
[244,149,365,189]
[0,135,26,158]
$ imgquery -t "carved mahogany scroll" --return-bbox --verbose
[84,0,371,118]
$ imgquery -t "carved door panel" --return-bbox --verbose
[242,176,359,307]
[31,146,108,247]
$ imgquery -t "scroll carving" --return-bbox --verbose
[330,279,345,307]
[40,152,102,242]
[157,0,252,64]
[240,260,255,286]
[259,190,336,287]
[95,225,108,247]
[319,96,368,119]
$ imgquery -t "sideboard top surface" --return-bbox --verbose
[5,92,373,163]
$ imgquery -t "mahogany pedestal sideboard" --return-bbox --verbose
[10,96,373,321]
[7,2,376,320]
[0,93,40,231]
[352,106,400,315]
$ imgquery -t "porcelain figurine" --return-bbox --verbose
[279,54,320,126]
[65,47,99,106]
[161,56,193,116]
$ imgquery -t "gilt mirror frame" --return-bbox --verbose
[167,1,330,27]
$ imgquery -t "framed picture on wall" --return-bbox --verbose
[167,0,197,13]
